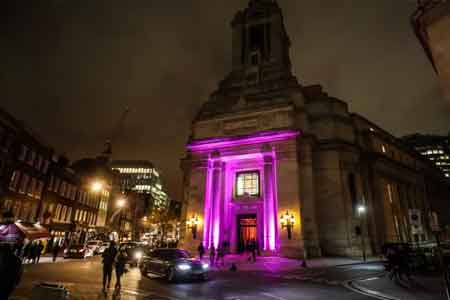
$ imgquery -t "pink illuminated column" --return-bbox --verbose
[263,151,277,251]
[203,153,223,249]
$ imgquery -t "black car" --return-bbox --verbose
[119,242,144,267]
[139,248,209,282]
[63,244,86,259]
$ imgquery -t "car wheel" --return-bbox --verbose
[201,273,208,281]
[167,268,177,283]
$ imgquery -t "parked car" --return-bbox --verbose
[119,242,144,267]
[98,242,110,255]
[139,248,209,282]
[85,240,103,255]
[64,244,87,259]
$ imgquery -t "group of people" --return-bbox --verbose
[197,241,230,267]
[245,239,259,262]
[101,241,128,293]
[13,240,61,263]
[198,240,262,266]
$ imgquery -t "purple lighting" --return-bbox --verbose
[195,130,299,253]
[188,130,300,152]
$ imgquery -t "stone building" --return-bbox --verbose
[181,0,450,258]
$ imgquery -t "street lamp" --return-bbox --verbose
[117,198,126,208]
[280,210,295,240]
[357,204,367,262]
[186,216,199,239]
[91,181,103,193]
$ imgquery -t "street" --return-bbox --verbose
[11,257,382,300]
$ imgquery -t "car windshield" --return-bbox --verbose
[157,249,191,260]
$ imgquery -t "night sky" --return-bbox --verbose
[1,0,449,199]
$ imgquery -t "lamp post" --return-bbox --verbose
[280,211,295,240]
[186,216,199,239]
[357,204,367,262]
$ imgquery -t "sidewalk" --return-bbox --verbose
[206,254,382,273]
[352,273,447,300]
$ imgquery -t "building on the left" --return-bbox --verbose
[0,106,113,246]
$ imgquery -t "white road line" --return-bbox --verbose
[260,292,288,300]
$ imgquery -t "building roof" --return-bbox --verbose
[110,160,155,168]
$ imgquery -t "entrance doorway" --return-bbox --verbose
[237,214,257,253]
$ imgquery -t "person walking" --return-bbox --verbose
[52,244,60,262]
[29,242,37,264]
[216,245,225,267]
[22,242,31,263]
[209,245,216,267]
[0,243,23,300]
[114,248,127,290]
[197,243,205,260]
[35,241,44,263]
[102,241,117,292]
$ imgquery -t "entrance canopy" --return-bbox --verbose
[0,222,50,243]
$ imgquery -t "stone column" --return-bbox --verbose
[263,150,277,251]
[209,155,223,248]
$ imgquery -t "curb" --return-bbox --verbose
[343,276,400,300]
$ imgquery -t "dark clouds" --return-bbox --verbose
[1,0,449,199]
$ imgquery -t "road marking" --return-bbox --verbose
[260,292,288,300]
[343,279,400,300]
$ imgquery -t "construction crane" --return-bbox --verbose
[100,107,130,161]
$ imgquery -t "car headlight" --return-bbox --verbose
[134,252,143,260]
[176,264,191,271]
[202,263,209,270]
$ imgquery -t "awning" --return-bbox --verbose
[0,222,50,243]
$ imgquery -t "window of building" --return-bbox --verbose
[387,183,394,204]
[60,181,67,197]
[9,171,21,191]
[18,174,30,194]
[235,171,260,197]
[18,145,28,161]
[54,204,62,222]
[27,177,36,197]
[27,150,36,166]
[53,178,60,193]
[60,206,67,222]
[35,155,43,170]
[42,160,49,174]
[36,181,44,199]
[66,207,72,222]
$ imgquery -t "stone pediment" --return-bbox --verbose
[192,105,295,140]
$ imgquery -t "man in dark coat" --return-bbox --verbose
[102,241,117,292]
[35,241,44,263]
[0,244,23,299]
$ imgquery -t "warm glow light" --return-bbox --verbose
[91,181,103,192]
[117,198,126,208]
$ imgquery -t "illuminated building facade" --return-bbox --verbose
[111,160,169,210]
[403,133,450,178]
[181,0,450,258]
